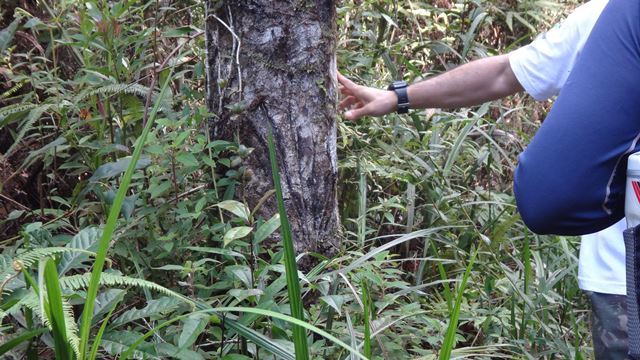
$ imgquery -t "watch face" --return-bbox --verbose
[394,81,405,89]
[388,81,407,90]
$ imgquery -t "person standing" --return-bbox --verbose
[338,0,629,357]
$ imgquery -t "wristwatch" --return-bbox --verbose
[387,80,410,114]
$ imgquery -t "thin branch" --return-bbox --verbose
[207,12,243,96]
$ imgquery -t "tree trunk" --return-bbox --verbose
[205,1,340,264]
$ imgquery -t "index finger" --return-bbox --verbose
[337,72,358,90]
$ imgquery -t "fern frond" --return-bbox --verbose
[6,104,54,156]
[15,291,49,327]
[60,273,194,307]
[73,83,151,103]
[72,83,176,119]
[0,248,100,288]
[0,103,37,125]
[0,80,26,100]
[6,289,80,357]
[63,299,81,359]
[19,247,99,270]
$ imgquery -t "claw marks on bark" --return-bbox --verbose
[206,1,340,266]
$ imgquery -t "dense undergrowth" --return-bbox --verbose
[0,0,589,359]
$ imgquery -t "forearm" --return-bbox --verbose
[407,54,524,109]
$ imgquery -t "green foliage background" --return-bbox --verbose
[0,0,589,359]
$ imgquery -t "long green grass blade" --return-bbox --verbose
[439,248,478,360]
[120,307,368,360]
[88,292,124,360]
[266,126,309,360]
[323,227,453,278]
[77,71,174,359]
[362,281,371,359]
[431,242,453,313]
[0,328,47,355]
[44,258,73,360]
[442,117,479,178]
[225,318,295,360]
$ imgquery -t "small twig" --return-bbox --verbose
[0,193,30,211]
[175,184,207,201]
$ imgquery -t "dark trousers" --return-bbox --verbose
[590,291,629,360]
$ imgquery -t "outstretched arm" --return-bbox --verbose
[339,54,524,121]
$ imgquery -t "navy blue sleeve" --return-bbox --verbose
[513,0,640,235]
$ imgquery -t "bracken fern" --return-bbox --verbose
[60,273,194,307]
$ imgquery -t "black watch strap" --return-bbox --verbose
[387,80,410,114]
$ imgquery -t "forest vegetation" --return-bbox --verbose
[0,0,588,359]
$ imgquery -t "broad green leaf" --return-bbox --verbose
[90,156,151,181]
[254,214,280,244]
[178,314,208,348]
[194,197,207,213]
[228,289,263,302]
[148,180,171,199]
[23,17,48,30]
[120,194,138,219]
[182,246,245,259]
[175,152,199,167]
[101,190,138,219]
[216,200,250,222]
[164,25,201,38]
[92,289,125,323]
[154,264,184,271]
[59,227,101,275]
[225,265,252,288]
[320,295,349,316]
[157,343,205,360]
[0,16,21,54]
[101,330,156,358]
[223,226,253,247]
[6,210,25,221]
[111,297,182,328]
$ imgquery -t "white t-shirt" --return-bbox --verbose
[508,0,626,295]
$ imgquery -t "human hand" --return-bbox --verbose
[338,73,398,121]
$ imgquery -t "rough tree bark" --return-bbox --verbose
[205,1,340,263]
